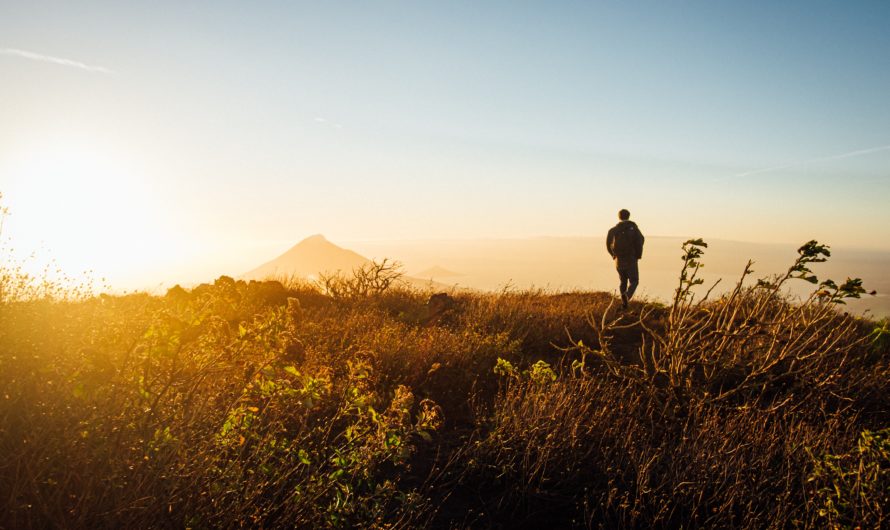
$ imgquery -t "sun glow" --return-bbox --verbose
[1,137,175,286]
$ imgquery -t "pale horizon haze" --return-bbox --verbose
[2,1,889,289]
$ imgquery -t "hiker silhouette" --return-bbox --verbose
[606,209,645,309]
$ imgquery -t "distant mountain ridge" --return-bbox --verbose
[242,234,369,280]
[242,235,453,291]
[241,234,889,317]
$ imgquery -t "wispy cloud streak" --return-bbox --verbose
[717,144,890,181]
[0,48,111,73]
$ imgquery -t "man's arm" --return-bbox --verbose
[636,229,645,259]
[606,228,615,257]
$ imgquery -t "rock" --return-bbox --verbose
[423,292,456,325]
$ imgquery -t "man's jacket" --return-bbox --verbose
[607,220,645,263]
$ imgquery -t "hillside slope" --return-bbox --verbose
[242,234,370,280]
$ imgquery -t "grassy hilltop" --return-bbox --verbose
[1,241,888,529]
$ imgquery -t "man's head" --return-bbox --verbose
[618,209,630,221]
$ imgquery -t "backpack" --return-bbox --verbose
[612,223,639,258]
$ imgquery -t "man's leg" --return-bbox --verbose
[625,260,640,301]
[617,264,629,308]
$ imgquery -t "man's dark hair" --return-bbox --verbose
[618,209,630,220]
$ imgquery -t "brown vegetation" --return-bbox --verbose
[1,240,887,528]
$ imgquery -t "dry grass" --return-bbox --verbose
[0,240,887,528]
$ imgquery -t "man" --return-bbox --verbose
[606,209,644,309]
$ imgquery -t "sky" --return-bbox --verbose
[1,1,889,287]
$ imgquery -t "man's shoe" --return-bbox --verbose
[621,293,628,309]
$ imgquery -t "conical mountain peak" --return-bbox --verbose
[243,234,369,280]
[299,234,329,244]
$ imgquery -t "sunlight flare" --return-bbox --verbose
[2,137,170,280]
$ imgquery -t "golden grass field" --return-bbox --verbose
[1,240,888,529]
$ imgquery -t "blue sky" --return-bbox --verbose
[1,1,889,284]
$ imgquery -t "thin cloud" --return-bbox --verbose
[313,116,343,130]
[717,144,890,181]
[0,48,111,74]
